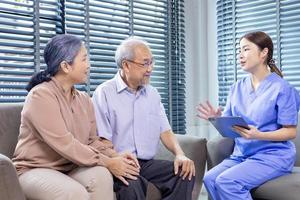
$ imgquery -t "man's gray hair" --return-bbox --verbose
[115,36,150,68]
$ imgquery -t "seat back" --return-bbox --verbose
[0,103,23,158]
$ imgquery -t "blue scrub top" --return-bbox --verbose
[223,72,300,158]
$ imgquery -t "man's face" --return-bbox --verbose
[123,44,154,89]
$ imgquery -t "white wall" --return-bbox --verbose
[185,0,219,140]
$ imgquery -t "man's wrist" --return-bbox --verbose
[175,152,185,157]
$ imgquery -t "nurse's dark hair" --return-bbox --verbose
[26,34,82,92]
[241,31,283,78]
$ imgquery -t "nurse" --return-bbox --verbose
[197,31,300,200]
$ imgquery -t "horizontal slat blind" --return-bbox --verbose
[217,0,300,109]
[39,0,63,70]
[0,0,34,102]
[89,0,129,93]
[169,0,186,134]
[0,0,187,134]
[65,0,186,133]
[235,0,277,80]
[0,0,62,102]
[217,0,234,107]
[65,0,87,91]
[280,0,300,91]
[132,0,170,113]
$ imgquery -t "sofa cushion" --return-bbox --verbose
[252,167,300,200]
[0,103,23,158]
[155,134,207,200]
[0,154,25,200]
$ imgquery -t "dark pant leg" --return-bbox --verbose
[113,176,148,200]
[139,159,195,200]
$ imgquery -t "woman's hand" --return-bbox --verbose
[106,156,140,185]
[197,101,222,120]
[119,151,140,169]
[233,125,261,139]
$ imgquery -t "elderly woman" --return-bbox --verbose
[13,34,139,200]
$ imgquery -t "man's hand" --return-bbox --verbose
[174,155,195,181]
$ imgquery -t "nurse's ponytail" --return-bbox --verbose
[267,58,283,78]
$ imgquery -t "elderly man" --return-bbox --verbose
[92,37,195,200]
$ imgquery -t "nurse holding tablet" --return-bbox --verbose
[197,31,300,200]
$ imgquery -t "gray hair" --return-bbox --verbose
[115,36,150,68]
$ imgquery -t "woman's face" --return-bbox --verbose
[239,38,266,73]
[68,45,90,84]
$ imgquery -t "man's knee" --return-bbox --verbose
[176,173,195,189]
[115,177,147,199]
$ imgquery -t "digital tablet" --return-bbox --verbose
[208,116,250,138]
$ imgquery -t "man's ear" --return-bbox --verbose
[121,60,130,72]
[60,61,70,74]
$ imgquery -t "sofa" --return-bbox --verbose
[207,118,300,200]
[0,103,207,200]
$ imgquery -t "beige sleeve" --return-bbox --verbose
[86,96,117,157]
[24,87,109,167]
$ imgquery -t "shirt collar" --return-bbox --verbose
[115,70,147,95]
[115,71,128,93]
[51,77,79,98]
[246,72,276,94]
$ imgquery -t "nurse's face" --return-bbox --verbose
[239,38,267,73]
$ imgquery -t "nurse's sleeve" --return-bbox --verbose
[92,86,113,141]
[277,85,299,126]
[222,85,234,117]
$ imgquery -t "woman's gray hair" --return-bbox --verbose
[115,36,150,68]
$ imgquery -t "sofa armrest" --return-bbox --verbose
[206,137,234,170]
[154,134,207,200]
[0,154,25,200]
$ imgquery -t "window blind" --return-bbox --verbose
[0,0,62,102]
[65,0,186,133]
[280,0,300,91]
[217,0,300,108]
[0,0,187,134]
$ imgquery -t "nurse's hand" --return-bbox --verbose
[233,125,261,139]
[196,101,222,120]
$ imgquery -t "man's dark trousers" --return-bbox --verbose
[114,159,195,200]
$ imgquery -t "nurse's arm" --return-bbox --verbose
[256,125,297,141]
[234,125,297,141]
